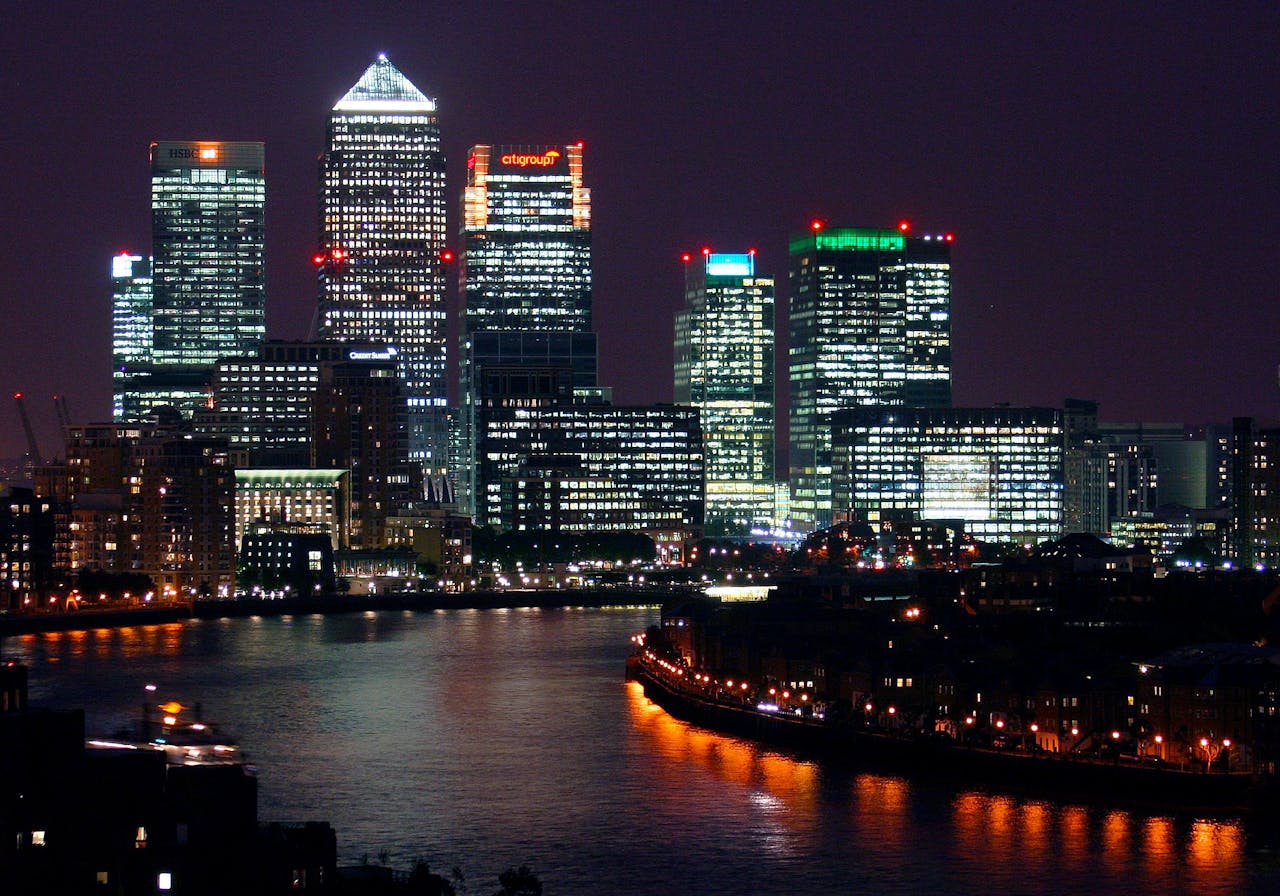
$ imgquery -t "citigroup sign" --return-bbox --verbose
[500,149,561,167]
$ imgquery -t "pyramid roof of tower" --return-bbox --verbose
[334,55,436,112]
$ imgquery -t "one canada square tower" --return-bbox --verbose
[317,55,450,474]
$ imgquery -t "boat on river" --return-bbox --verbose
[87,693,246,767]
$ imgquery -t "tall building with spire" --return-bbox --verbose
[317,55,449,474]
[675,250,775,534]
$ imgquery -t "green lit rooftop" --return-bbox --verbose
[789,228,905,255]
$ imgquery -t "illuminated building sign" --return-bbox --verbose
[164,145,219,161]
[500,149,562,167]
[348,348,398,361]
[705,254,754,278]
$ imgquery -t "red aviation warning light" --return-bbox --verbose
[945,232,955,242]
[311,252,326,266]
[897,219,911,233]
[810,219,824,232]
[680,252,692,264]
[748,247,757,257]
[440,249,455,263]
[701,246,712,257]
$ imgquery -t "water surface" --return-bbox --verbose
[9,608,1279,895]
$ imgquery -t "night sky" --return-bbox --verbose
[2,2,1277,462]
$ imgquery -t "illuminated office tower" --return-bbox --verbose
[318,55,449,473]
[462,143,592,333]
[110,252,153,420]
[197,340,396,468]
[151,141,265,367]
[831,406,1063,545]
[675,251,774,534]
[788,223,952,530]
[116,142,266,422]
[458,143,594,515]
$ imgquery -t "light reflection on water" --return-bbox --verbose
[7,609,1280,895]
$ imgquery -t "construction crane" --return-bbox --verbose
[13,392,43,467]
[53,393,71,429]
[53,393,72,457]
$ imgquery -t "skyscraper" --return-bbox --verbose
[115,142,265,422]
[110,252,152,420]
[462,143,592,333]
[151,141,265,368]
[675,251,775,533]
[317,55,449,473]
[458,143,594,515]
[788,224,952,531]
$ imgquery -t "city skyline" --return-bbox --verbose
[2,3,1278,461]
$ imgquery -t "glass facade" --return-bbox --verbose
[458,143,594,516]
[150,142,265,368]
[114,142,265,422]
[318,56,449,473]
[788,227,952,530]
[674,252,774,533]
[476,369,703,532]
[198,341,394,468]
[111,253,153,420]
[462,144,591,333]
[831,407,1063,544]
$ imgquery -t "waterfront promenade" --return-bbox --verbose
[628,649,1270,814]
[0,587,679,638]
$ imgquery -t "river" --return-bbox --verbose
[6,607,1280,895]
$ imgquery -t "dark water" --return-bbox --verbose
[7,607,1280,895]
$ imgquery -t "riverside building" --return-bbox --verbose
[674,251,775,534]
[61,416,237,597]
[789,223,952,530]
[317,55,449,475]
